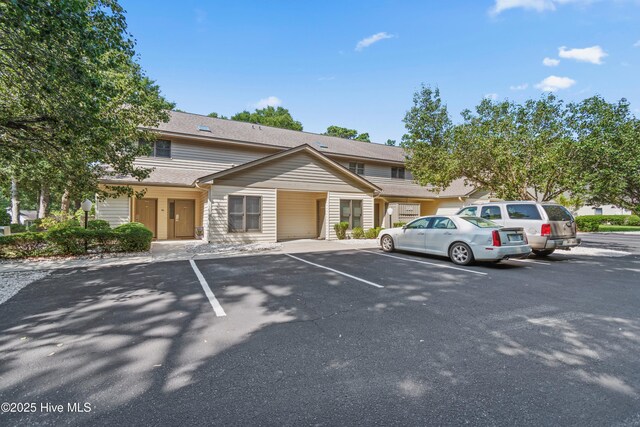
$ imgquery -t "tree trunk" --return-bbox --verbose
[38,184,50,218]
[10,178,20,224]
[61,188,71,213]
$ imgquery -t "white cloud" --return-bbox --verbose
[491,0,595,15]
[634,40,640,48]
[254,96,282,109]
[543,57,560,67]
[510,83,529,90]
[558,45,608,64]
[355,32,394,51]
[535,75,576,92]
[484,93,499,100]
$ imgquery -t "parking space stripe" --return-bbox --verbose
[508,258,551,265]
[284,253,384,288]
[189,260,227,317]
[360,250,488,276]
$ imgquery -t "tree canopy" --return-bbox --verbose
[0,0,172,209]
[401,85,640,214]
[323,126,371,142]
[230,106,303,131]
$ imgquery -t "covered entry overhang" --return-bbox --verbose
[197,144,381,242]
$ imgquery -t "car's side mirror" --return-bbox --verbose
[402,225,407,230]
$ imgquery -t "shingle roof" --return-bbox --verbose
[101,167,210,187]
[151,111,407,163]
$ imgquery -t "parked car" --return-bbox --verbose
[455,201,581,257]
[377,215,531,266]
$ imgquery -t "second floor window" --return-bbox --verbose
[349,162,365,175]
[391,167,405,179]
[140,140,171,158]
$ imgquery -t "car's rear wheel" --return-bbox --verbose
[449,242,474,266]
[381,235,395,252]
[532,249,555,257]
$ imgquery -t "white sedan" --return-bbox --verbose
[378,215,532,265]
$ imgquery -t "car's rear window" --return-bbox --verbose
[542,205,573,221]
[506,204,542,220]
[461,217,500,228]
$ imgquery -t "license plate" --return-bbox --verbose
[562,239,577,246]
[508,234,523,242]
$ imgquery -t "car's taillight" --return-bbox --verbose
[541,224,551,236]
[492,230,501,247]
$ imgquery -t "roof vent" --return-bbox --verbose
[198,125,211,132]
[315,141,328,149]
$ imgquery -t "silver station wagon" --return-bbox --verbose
[378,215,531,266]
[455,201,581,257]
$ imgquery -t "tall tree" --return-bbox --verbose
[230,106,303,131]
[568,96,640,215]
[324,126,371,142]
[207,112,227,119]
[402,85,579,201]
[0,0,172,203]
[385,139,397,146]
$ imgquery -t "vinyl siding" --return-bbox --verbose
[216,152,369,192]
[327,192,374,240]
[134,139,275,172]
[277,191,324,240]
[209,186,277,243]
[129,186,206,240]
[96,196,130,227]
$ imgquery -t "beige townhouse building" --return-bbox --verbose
[97,111,479,241]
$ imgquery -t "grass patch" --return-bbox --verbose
[597,225,640,232]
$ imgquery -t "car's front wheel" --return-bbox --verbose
[532,249,555,257]
[381,235,395,252]
[449,242,474,266]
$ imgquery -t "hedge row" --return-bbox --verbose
[575,215,640,232]
[0,222,153,259]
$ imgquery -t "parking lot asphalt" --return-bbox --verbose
[1,236,639,426]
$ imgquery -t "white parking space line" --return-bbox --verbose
[284,253,384,288]
[360,250,488,276]
[189,260,227,317]
[508,258,551,265]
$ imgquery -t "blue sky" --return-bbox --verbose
[121,0,640,144]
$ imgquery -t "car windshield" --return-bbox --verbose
[542,205,573,221]
[461,216,500,228]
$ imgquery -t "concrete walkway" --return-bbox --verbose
[0,239,379,272]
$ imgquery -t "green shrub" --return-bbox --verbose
[625,215,640,226]
[46,226,87,255]
[333,222,349,240]
[575,216,600,232]
[0,210,10,226]
[0,222,151,259]
[114,222,153,252]
[351,226,365,239]
[0,232,48,258]
[365,227,382,239]
[393,222,407,228]
[88,219,111,230]
[9,223,26,233]
[47,218,81,231]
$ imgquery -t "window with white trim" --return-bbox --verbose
[140,140,171,158]
[340,199,363,229]
[348,162,365,175]
[391,167,405,179]
[228,195,262,232]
